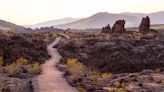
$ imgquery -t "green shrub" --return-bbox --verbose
[66,58,85,79]
[16,57,28,65]
[66,58,111,87]
[27,63,41,74]
[6,63,21,74]
[155,68,161,74]
[52,33,58,38]
[88,68,111,87]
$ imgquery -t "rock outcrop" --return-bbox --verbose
[1,77,32,92]
[139,16,157,34]
[103,69,164,92]
[102,24,111,33]
[139,16,150,34]
[112,20,126,33]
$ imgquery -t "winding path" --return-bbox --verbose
[33,37,78,92]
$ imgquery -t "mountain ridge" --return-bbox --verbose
[1,11,164,30]
[0,19,25,31]
[53,11,164,29]
[28,17,82,29]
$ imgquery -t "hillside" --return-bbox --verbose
[29,17,82,29]
[53,11,164,29]
[54,12,140,29]
[0,19,25,31]
[122,11,164,24]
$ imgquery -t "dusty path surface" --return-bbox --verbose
[33,37,78,92]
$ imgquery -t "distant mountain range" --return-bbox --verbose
[28,17,82,29]
[26,11,164,29]
[54,12,141,29]
[1,11,164,30]
[54,11,164,29]
[0,19,25,31]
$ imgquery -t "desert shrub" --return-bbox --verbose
[66,58,111,87]
[133,32,143,41]
[101,73,111,81]
[52,33,58,38]
[33,32,41,36]
[88,68,111,87]
[116,88,126,92]
[114,81,127,92]
[3,29,15,36]
[76,86,86,92]
[104,81,127,92]
[44,34,49,42]
[0,57,3,66]
[6,63,21,74]
[66,58,85,79]
[16,57,28,65]
[27,63,41,74]
[155,68,161,74]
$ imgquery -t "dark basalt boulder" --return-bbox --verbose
[102,24,111,33]
[112,20,126,33]
[139,16,157,34]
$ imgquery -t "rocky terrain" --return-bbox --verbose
[1,15,164,92]
[57,17,164,92]
[0,31,58,92]
[57,31,164,92]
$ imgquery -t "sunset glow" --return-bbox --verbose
[0,0,164,25]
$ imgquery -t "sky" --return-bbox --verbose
[0,0,164,25]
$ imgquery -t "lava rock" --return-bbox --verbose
[112,20,126,33]
[102,24,112,33]
[139,16,157,34]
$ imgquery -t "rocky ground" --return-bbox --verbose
[57,31,164,92]
[0,31,58,92]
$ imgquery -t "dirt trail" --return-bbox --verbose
[33,37,78,92]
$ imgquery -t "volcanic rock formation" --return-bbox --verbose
[139,16,150,34]
[139,16,157,34]
[112,20,126,33]
[102,24,111,33]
